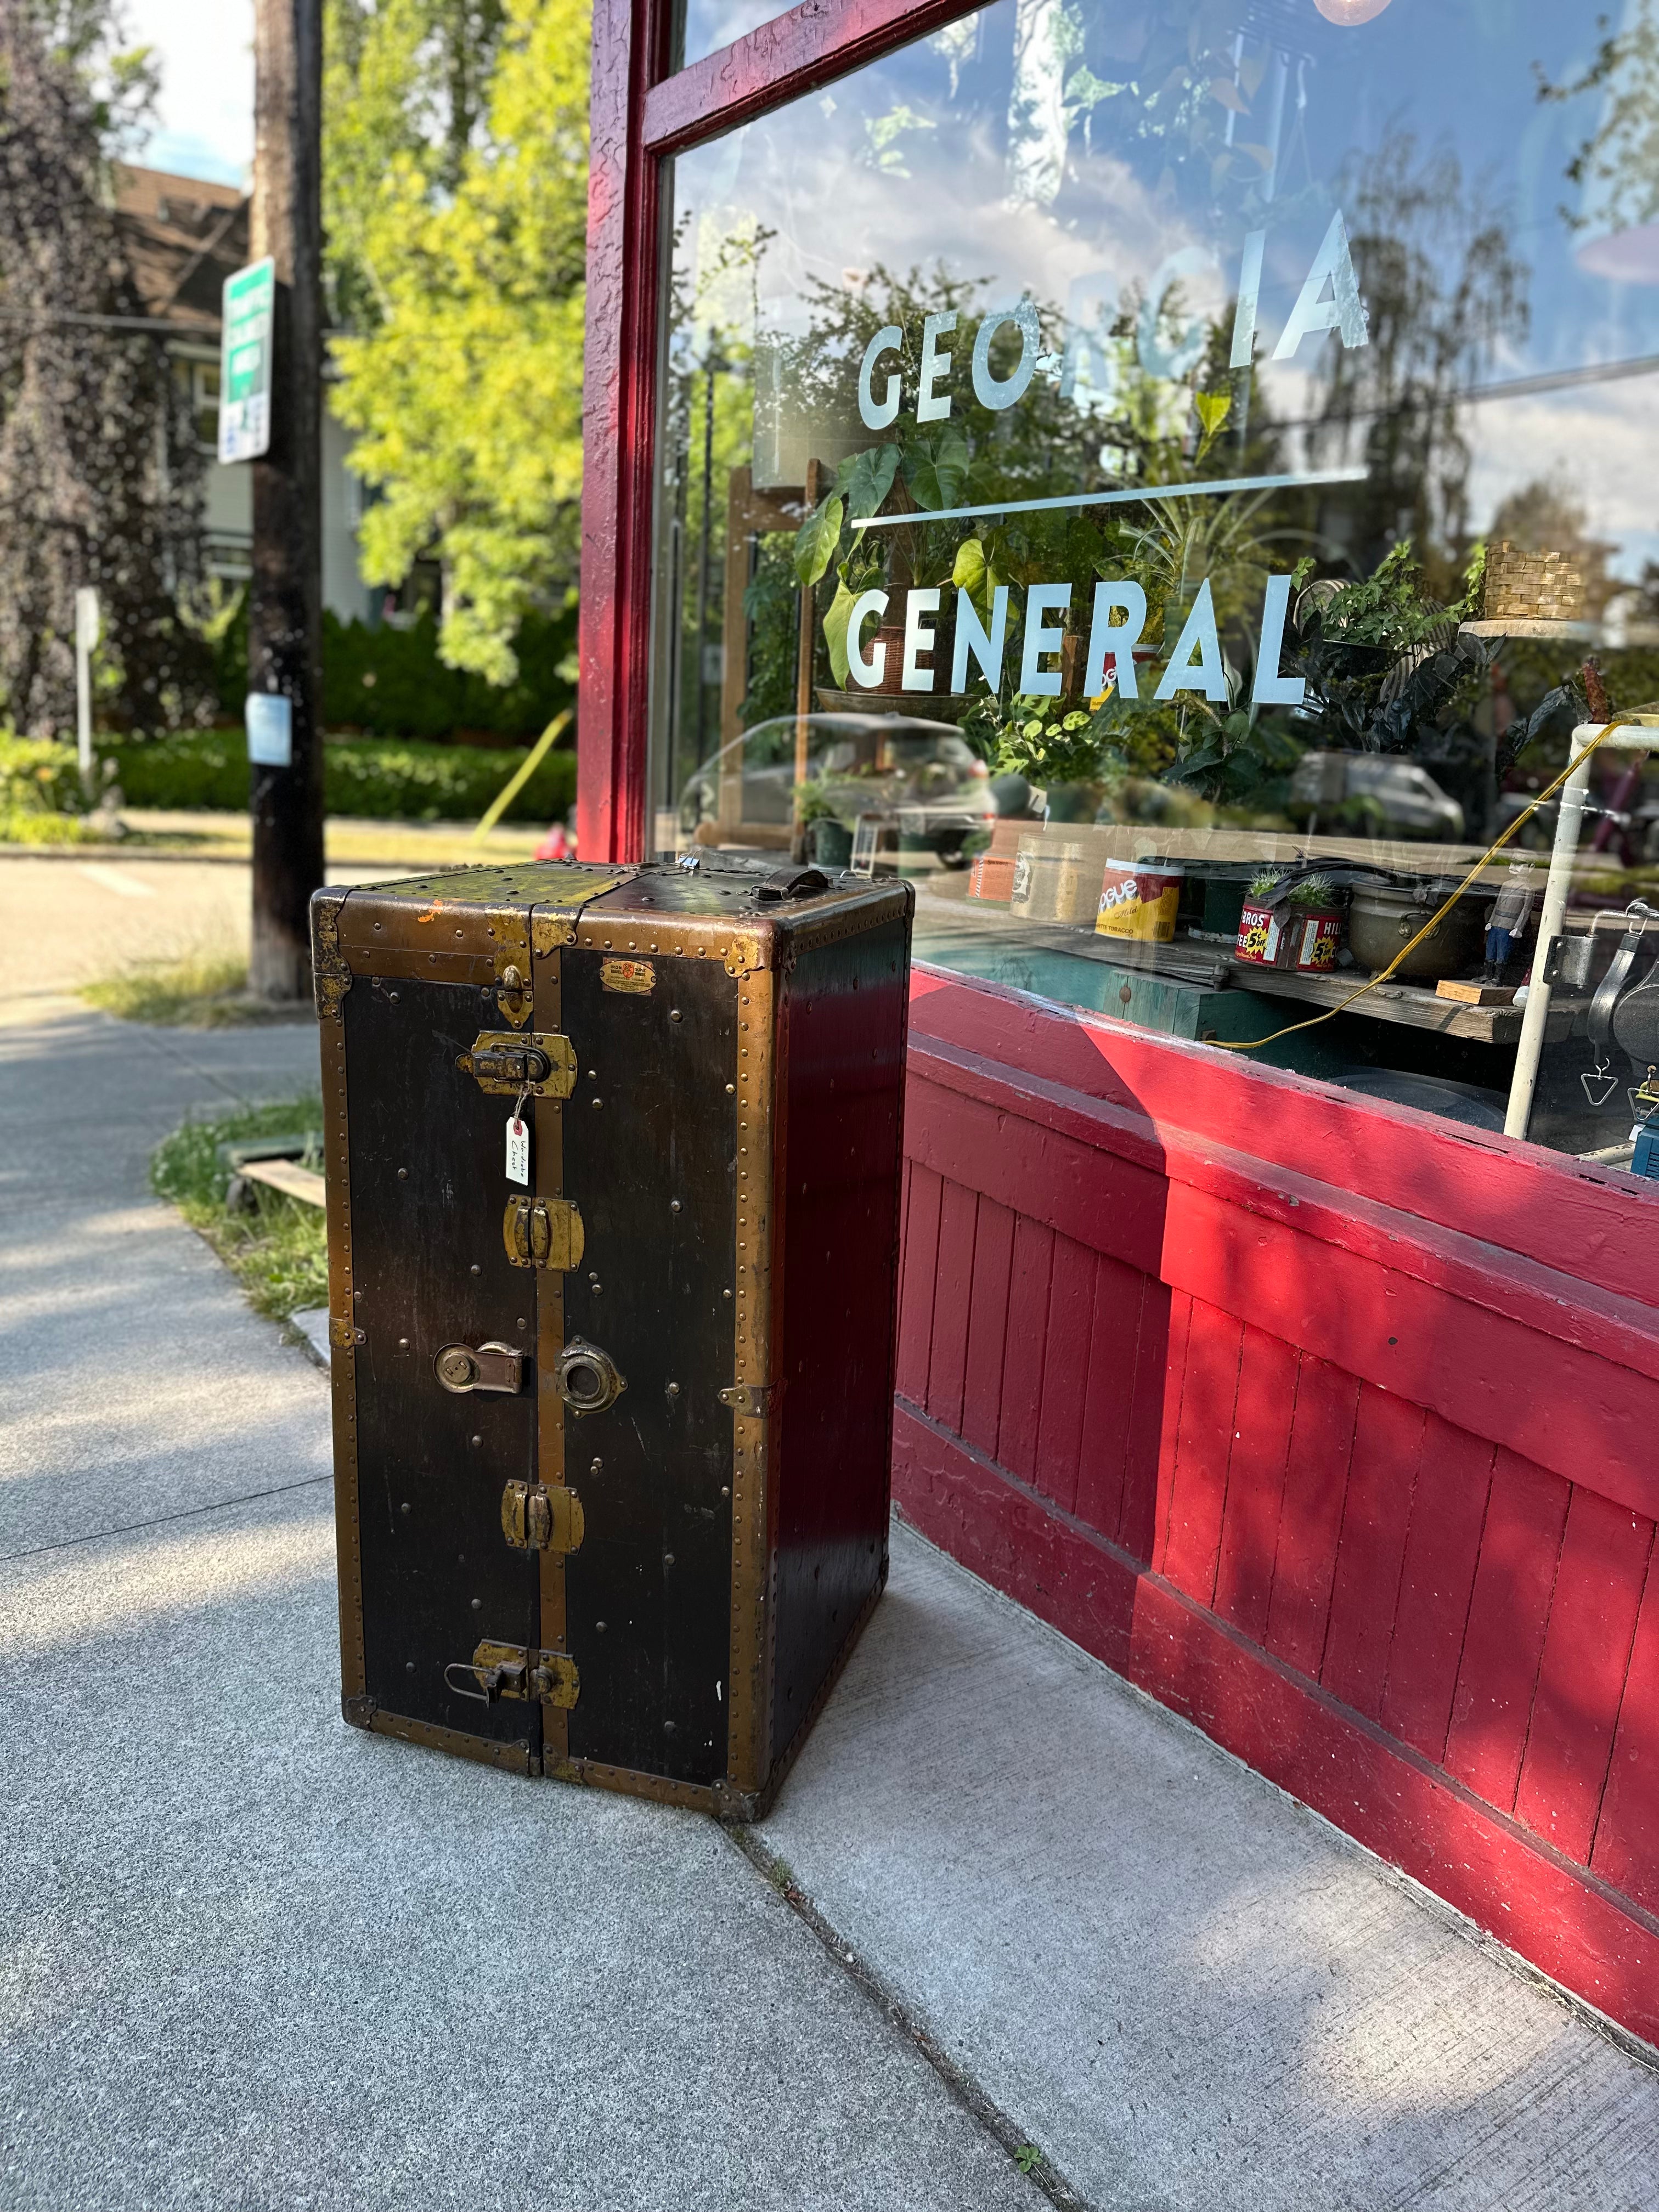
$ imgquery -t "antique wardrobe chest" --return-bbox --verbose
[311,857,911,1816]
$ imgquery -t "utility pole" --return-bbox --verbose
[247,0,323,1000]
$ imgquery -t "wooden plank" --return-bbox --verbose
[239,1156,326,1206]
[1590,1547,1659,1920]
[996,1216,1054,1483]
[1263,1358,1359,1679]
[891,1400,1659,2053]
[895,1164,941,1406]
[1514,1492,1654,1867]
[1119,1279,1175,1565]
[1211,1327,1298,1646]
[1443,1451,1571,1813]
[1157,1301,1243,1606]
[905,967,1659,1314]
[1031,1236,1097,1513]
[1379,1418,1494,1764]
[1073,1257,1144,1546]
[1224,958,1573,1043]
[925,1178,977,1436]
[960,1197,1014,1460]
[1320,1390,1426,1723]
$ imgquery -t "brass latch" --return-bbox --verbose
[504,1195,585,1271]
[433,1340,524,1395]
[444,1641,579,1708]
[458,1030,577,1098]
[501,1479,584,1553]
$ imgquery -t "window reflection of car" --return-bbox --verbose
[677,712,995,861]
[1289,752,1465,840]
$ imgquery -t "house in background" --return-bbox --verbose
[114,163,376,624]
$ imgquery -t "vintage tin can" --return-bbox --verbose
[309,856,912,1819]
[1237,899,1344,972]
[1095,861,1184,943]
[967,850,1017,903]
[1009,837,1093,923]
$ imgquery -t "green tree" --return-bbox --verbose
[324,0,587,686]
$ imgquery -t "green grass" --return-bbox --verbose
[151,1094,329,1323]
[82,953,274,1027]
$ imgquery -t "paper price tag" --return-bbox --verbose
[506,1115,531,1186]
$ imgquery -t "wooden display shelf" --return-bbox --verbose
[1223,959,1583,1043]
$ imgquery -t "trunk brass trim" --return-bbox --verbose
[727,962,778,1799]
[313,894,365,1706]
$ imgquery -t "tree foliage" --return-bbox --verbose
[324,0,588,686]
[0,1,207,733]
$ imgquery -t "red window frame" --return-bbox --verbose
[578,0,984,859]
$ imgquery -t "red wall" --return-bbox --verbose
[897,962,1659,2051]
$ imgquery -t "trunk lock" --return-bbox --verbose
[433,1340,524,1394]
[458,1031,577,1098]
[444,1641,579,1708]
[555,1338,627,1414]
[501,1479,584,1554]
[503,1196,585,1271]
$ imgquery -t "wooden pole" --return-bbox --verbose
[248,0,324,1000]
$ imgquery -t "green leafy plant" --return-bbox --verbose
[151,1096,329,1323]
[0,733,97,843]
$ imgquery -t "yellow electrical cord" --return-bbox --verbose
[1212,715,1652,1052]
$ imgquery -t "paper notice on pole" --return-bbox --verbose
[246,692,293,768]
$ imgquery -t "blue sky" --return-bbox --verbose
[128,0,253,187]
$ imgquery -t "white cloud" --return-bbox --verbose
[127,0,253,188]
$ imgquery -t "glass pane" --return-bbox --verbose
[650,0,1659,1172]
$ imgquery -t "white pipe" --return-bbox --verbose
[1504,723,1601,1140]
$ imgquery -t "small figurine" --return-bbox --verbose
[1482,862,1537,985]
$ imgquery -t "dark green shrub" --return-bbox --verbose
[204,596,577,742]
[101,729,576,824]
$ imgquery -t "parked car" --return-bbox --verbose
[676,712,996,864]
[1289,751,1465,840]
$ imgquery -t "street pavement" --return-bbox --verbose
[2,912,1657,2207]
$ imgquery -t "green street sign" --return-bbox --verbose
[218,257,274,464]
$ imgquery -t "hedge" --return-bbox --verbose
[205,601,577,742]
[101,729,577,825]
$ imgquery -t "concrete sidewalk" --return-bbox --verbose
[2,1006,1656,2210]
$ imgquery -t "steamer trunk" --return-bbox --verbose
[311,857,911,1815]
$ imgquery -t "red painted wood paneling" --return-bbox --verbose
[893,1401,1659,2052]
[1263,1357,1358,1679]
[1320,1389,1426,1724]
[1118,1279,1173,1564]
[1592,1547,1659,1919]
[905,1049,1659,1523]
[1443,1451,1571,1813]
[1148,1289,1193,1573]
[1211,1327,1298,1646]
[996,1215,1054,1484]
[1158,1301,1242,1604]
[895,1163,941,1406]
[961,1195,1014,1460]
[1031,1237,1097,1514]
[925,1178,977,1435]
[1073,1257,1145,1549]
[1514,1492,1654,1866]
[907,969,1659,1314]
[1380,1419,1494,1764]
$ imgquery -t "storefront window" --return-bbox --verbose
[650,0,1659,1167]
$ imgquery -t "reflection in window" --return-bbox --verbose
[651,0,1659,1172]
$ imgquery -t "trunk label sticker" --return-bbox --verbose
[601,958,655,995]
